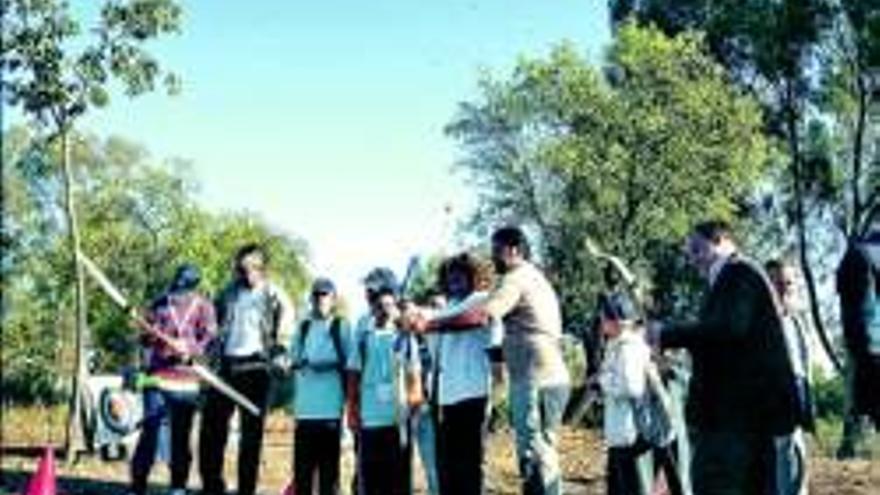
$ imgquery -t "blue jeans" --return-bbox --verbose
[509,381,570,495]
[130,387,198,495]
[774,429,807,495]
[414,404,439,495]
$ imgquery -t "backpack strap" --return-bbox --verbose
[297,319,311,363]
[358,328,370,375]
[324,318,346,395]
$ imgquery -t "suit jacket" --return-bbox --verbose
[661,255,799,435]
[837,242,880,358]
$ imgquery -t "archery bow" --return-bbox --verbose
[77,250,261,416]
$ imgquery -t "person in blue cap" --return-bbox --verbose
[290,277,353,495]
[128,263,217,495]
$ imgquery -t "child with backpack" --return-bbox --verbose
[290,277,352,495]
[598,293,681,495]
[346,285,423,495]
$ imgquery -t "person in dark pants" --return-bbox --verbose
[649,220,799,495]
[129,263,216,495]
[430,253,499,495]
[290,277,352,495]
[346,286,422,495]
[837,226,880,430]
[199,244,295,495]
[598,291,678,495]
[767,258,814,495]
[405,227,570,495]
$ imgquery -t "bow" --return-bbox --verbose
[77,250,261,416]
[583,237,646,313]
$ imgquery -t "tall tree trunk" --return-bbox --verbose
[786,85,844,373]
[850,74,867,235]
[59,129,89,463]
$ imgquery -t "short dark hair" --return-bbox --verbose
[491,226,531,259]
[235,243,268,267]
[374,285,397,299]
[692,220,733,244]
[765,257,794,274]
[603,261,622,288]
[765,258,783,273]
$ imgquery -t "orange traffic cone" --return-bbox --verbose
[22,446,56,495]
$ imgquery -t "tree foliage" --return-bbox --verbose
[3,0,187,453]
[1,126,311,400]
[446,24,771,323]
[1,0,182,127]
[611,0,879,235]
[612,0,880,373]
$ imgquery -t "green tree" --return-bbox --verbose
[2,0,183,458]
[610,0,880,372]
[1,126,312,449]
[446,24,770,324]
[819,1,880,235]
[612,0,880,455]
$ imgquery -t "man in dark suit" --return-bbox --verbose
[649,220,799,495]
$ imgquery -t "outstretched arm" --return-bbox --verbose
[423,276,521,333]
[660,265,758,349]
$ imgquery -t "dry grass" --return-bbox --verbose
[2,406,878,494]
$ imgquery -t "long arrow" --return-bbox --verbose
[77,250,261,416]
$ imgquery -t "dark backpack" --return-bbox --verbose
[298,317,347,393]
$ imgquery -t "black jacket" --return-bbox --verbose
[661,256,799,435]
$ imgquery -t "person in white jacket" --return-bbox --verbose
[599,292,687,495]
[598,293,652,495]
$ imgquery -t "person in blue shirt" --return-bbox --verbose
[346,285,423,495]
[290,277,352,495]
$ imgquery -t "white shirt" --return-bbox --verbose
[223,282,294,357]
[708,254,732,288]
[781,313,810,380]
[599,330,651,447]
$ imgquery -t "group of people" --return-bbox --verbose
[125,219,880,495]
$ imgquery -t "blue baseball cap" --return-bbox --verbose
[170,263,201,292]
[311,277,336,295]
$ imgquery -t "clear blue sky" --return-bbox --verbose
[18,1,612,308]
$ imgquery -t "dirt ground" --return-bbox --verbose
[1,408,878,494]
